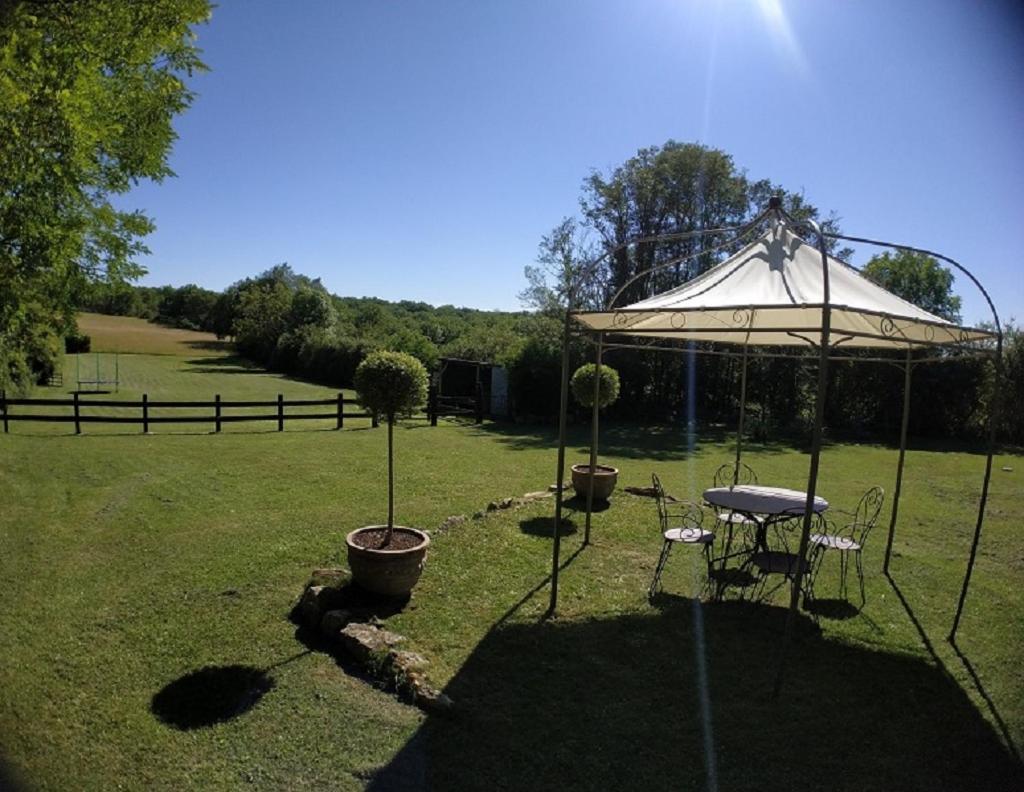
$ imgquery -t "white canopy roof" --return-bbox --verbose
[573,225,993,349]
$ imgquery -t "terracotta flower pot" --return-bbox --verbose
[345,526,430,598]
[570,463,619,501]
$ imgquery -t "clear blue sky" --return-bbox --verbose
[124,0,1024,327]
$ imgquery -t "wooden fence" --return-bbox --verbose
[426,383,484,427]
[0,391,377,435]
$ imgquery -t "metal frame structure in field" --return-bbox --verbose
[75,352,120,392]
[546,197,1003,692]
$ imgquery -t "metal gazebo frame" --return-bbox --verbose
[545,198,1003,690]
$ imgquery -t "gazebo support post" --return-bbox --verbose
[584,333,604,544]
[733,341,749,485]
[883,349,914,574]
[821,230,1004,642]
[772,218,831,700]
[547,305,575,616]
[950,344,1003,641]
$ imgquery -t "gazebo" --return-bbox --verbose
[546,198,1003,687]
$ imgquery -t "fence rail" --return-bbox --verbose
[0,391,377,434]
[426,383,484,426]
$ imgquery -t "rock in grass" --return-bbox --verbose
[438,515,467,532]
[320,609,354,637]
[298,584,347,630]
[410,676,454,715]
[338,623,405,664]
[388,650,429,675]
[298,585,327,629]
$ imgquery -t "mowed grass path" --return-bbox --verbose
[14,314,356,434]
[1,317,1022,790]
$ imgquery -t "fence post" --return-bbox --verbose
[337,393,344,430]
[73,392,81,435]
[215,394,222,433]
[278,393,284,432]
[429,384,438,427]
[1,390,7,434]
[142,393,149,434]
[475,381,484,424]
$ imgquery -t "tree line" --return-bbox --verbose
[1,1,1016,446]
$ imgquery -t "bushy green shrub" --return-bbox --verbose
[354,351,428,421]
[65,333,91,354]
[570,363,620,409]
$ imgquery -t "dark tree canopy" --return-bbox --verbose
[862,250,962,323]
[578,140,851,306]
[0,0,210,390]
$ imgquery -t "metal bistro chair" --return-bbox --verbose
[649,473,715,599]
[748,510,817,604]
[710,462,762,562]
[808,486,885,605]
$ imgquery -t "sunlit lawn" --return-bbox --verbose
[1,319,1021,790]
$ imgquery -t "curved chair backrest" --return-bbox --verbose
[651,473,703,533]
[651,473,670,530]
[852,486,885,543]
[713,462,758,488]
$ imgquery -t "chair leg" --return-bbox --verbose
[719,522,734,570]
[839,552,848,600]
[806,546,824,603]
[649,540,672,599]
[702,543,715,599]
[856,551,865,606]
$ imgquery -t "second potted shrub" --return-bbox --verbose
[569,362,621,501]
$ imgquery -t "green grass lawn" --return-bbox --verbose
[1,319,1021,790]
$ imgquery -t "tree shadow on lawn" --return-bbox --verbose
[182,355,278,375]
[151,665,275,730]
[150,651,310,730]
[470,421,804,461]
[519,515,578,537]
[184,339,234,353]
[367,598,1023,792]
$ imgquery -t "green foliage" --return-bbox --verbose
[65,332,91,354]
[0,0,210,391]
[289,287,336,330]
[998,324,1024,444]
[863,250,962,322]
[570,363,621,409]
[233,280,293,363]
[354,351,429,421]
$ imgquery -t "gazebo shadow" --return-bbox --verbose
[366,599,1022,791]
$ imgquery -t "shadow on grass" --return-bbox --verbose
[469,421,805,461]
[886,571,1022,764]
[151,665,275,730]
[560,494,610,513]
[151,651,310,730]
[519,515,578,537]
[803,597,861,621]
[184,339,234,353]
[183,355,272,375]
[367,597,1023,792]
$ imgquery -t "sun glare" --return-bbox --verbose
[754,0,808,75]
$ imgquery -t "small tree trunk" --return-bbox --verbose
[385,416,394,545]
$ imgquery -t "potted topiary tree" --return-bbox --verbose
[569,362,621,501]
[346,351,431,598]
